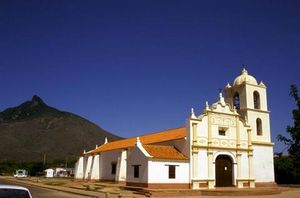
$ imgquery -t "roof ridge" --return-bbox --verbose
[135,126,185,137]
[143,144,175,148]
[96,126,184,147]
[100,126,184,143]
[89,126,186,154]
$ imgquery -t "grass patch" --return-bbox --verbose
[44,181,66,186]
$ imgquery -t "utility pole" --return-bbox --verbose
[65,157,68,168]
[43,153,46,167]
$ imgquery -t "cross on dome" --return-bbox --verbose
[233,68,258,86]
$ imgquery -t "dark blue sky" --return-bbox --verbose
[0,0,299,153]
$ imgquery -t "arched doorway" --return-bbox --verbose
[215,155,233,187]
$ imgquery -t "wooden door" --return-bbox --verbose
[215,155,233,187]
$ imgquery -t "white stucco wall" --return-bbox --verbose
[253,145,275,182]
[126,146,148,183]
[148,160,189,183]
[100,150,122,180]
[240,152,249,179]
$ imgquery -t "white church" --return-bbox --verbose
[74,69,275,189]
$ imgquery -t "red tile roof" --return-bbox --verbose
[143,145,188,160]
[89,127,186,154]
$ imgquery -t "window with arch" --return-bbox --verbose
[256,118,262,136]
[233,92,240,110]
[253,91,260,109]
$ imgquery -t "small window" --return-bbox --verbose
[133,165,140,178]
[233,92,240,110]
[111,163,117,175]
[253,91,260,109]
[256,118,263,136]
[218,127,227,136]
[168,165,176,179]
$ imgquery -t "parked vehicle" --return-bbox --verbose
[0,185,32,198]
[14,170,28,178]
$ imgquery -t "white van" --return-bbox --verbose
[14,169,28,178]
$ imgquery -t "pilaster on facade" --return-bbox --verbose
[192,181,200,189]
[90,154,100,180]
[249,179,255,188]
[192,122,198,143]
[247,129,253,148]
[207,150,214,189]
[75,156,85,179]
[247,128,255,188]
[84,155,94,180]
[208,180,215,189]
[207,112,212,147]
[115,150,127,182]
[192,150,199,179]
[236,153,243,188]
[83,155,87,178]
[248,153,255,188]
[236,116,241,148]
[115,155,121,182]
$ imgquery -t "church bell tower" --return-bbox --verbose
[224,68,271,142]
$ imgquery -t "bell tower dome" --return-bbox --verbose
[224,68,271,142]
[233,68,258,86]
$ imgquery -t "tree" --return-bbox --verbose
[274,155,297,184]
[277,84,300,160]
[275,84,300,184]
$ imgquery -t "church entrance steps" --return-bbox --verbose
[201,187,281,196]
[131,187,282,197]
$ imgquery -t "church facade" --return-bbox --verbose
[74,69,275,189]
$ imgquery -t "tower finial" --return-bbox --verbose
[190,108,196,119]
[241,67,248,75]
[219,92,225,105]
[136,136,142,146]
[205,101,210,110]
[226,82,231,88]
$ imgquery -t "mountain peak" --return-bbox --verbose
[31,95,45,106]
[0,95,59,122]
[0,96,121,163]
